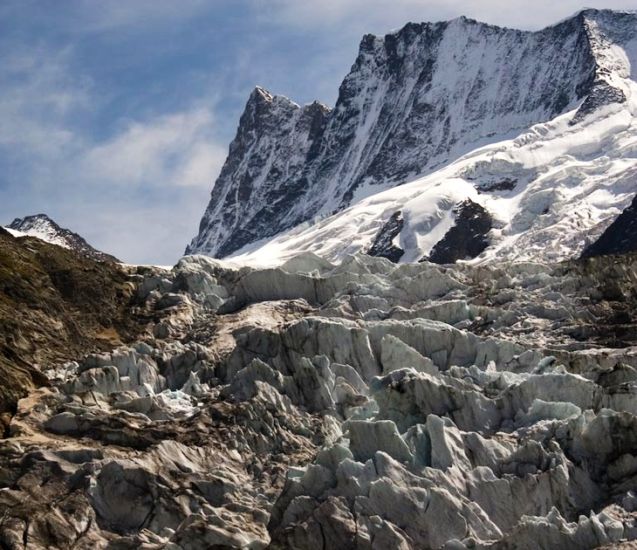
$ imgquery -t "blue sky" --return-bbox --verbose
[1,0,635,264]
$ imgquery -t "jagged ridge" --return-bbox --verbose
[8,214,119,262]
[188,9,637,259]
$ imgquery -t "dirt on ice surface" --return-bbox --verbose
[2,251,637,548]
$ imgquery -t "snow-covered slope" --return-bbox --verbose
[188,9,637,261]
[230,87,637,266]
[6,214,119,262]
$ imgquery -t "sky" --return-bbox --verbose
[1,0,636,264]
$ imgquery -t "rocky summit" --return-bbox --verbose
[187,9,637,264]
[2,250,637,548]
[7,214,119,263]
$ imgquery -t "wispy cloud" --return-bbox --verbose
[0,0,212,34]
[262,0,637,32]
[0,40,226,264]
[77,0,209,30]
[0,46,89,157]
[81,108,225,189]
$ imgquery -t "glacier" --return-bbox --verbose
[4,250,637,548]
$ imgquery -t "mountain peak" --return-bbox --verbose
[248,85,300,109]
[188,9,637,261]
[249,85,273,102]
[10,212,55,226]
[7,214,119,262]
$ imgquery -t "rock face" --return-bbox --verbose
[2,251,637,548]
[582,193,637,258]
[186,89,330,258]
[427,199,492,264]
[7,214,119,262]
[188,9,637,260]
[367,211,405,263]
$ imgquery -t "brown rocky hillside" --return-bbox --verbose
[0,228,146,424]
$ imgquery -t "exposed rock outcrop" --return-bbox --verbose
[426,199,492,264]
[582,193,637,258]
[367,211,405,263]
[0,230,145,418]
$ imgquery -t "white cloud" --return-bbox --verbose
[81,109,226,189]
[0,44,226,264]
[0,44,225,190]
[0,47,90,156]
[179,141,227,188]
[80,0,208,29]
[262,0,637,32]
[25,0,213,33]
[68,194,212,266]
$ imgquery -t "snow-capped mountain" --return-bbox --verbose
[6,214,119,262]
[230,91,637,266]
[188,9,637,263]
